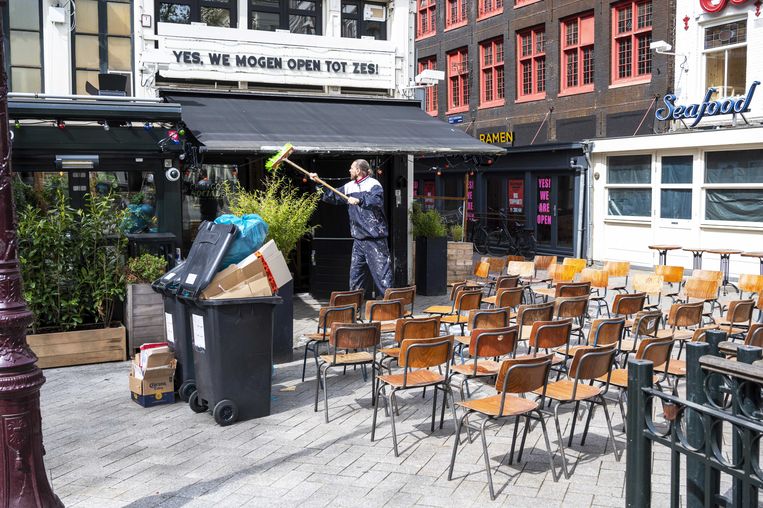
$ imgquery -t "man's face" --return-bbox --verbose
[349,164,360,180]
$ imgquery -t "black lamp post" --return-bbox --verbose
[0,5,62,507]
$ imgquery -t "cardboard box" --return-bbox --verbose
[201,256,274,300]
[255,240,292,289]
[139,345,174,371]
[129,358,176,407]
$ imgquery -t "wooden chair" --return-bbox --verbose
[506,254,526,263]
[680,278,721,319]
[618,309,663,362]
[371,335,456,457]
[488,286,524,311]
[744,322,763,347]
[692,269,723,284]
[365,299,405,333]
[660,302,710,359]
[522,255,557,285]
[440,290,484,334]
[565,317,626,360]
[302,305,357,383]
[603,261,630,293]
[655,326,715,394]
[562,257,587,276]
[598,336,674,431]
[484,256,508,278]
[523,319,573,378]
[611,292,646,330]
[516,302,555,342]
[717,299,755,340]
[454,308,511,362]
[632,273,665,310]
[656,265,684,297]
[738,274,763,299]
[329,289,365,319]
[482,275,519,304]
[580,268,610,317]
[423,281,468,315]
[537,346,620,478]
[379,316,441,375]
[448,354,559,499]
[533,265,577,301]
[314,322,381,422]
[554,295,590,344]
[507,260,535,278]
[384,286,416,317]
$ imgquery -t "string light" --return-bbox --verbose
[14,120,20,130]
[143,122,152,131]
[102,122,110,131]
[56,120,65,130]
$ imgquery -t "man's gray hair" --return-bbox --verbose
[353,159,371,175]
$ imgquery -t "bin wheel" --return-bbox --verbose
[178,381,196,402]
[188,391,208,414]
[213,400,239,426]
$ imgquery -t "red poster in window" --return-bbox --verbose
[423,181,435,208]
[508,179,524,213]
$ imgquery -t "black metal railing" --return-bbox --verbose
[626,330,763,508]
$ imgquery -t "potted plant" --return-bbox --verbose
[447,223,473,282]
[411,203,447,295]
[125,253,168,355]
[225,176,320,363]
[17,190,129,368]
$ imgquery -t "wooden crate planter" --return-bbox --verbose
[126,283,166,356]
[448,241,474,282]
[27,325,126,369]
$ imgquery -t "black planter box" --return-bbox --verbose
[415,236,447,296]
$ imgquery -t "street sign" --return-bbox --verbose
[448,115,463,124]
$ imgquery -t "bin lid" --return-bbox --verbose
[151,260,187,295]
[187,295,283,306]
[176,221,239,299]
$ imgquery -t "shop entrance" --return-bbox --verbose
[534,173,575,253]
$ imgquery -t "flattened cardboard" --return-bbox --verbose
[255,240,292,288]
[201,256,274,299]
[139,346,174,370]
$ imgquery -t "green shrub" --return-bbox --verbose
[126,254,167,284]
[410,203,446,239]
[449,224,464,242]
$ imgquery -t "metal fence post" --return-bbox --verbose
[732,345,762,507]
[626,359,653,508]
[685,341,712,508]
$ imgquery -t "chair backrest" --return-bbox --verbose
[365,299,404,322]
[632,310,662,338]
[394,316,440,343]
[666,301,704,328]
[587,317,625,347]
[494,274,520,290]
[569,345,616,382]
[496,354,553,395]
[450,281,467,301]
[516,302,555,327]
[633,273,664,295]
[318,305,357,334]
[550,264,576,283]
[467,307,510,331]
[496,287,524,309]
[556,281,591,298]
[725,299,755,326]
[739,274,763,295]
[612,292,646,316]
[329,289,364,313]
[684,278,719,301]
[555,295,589,319]
[636,336,674,369]
[505,255,526,263]
[529,319,572,350]
[655,265,684,284]
[455,289,483,313]
[692,269,723,283]
[691,327,714,342]
[471,326,518,359]
[384,286,415,313]
[473,260,490,279]
[484,256,507,275]
[604,261,630,279]
[399,335,454,369]
[533,255,557,272]
[580,268,608,289]
[562,257,587,275]
[745,323,763,347]
[330,322,381,350]
[507,260,535,278]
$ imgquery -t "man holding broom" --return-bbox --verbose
[309,160,392,296]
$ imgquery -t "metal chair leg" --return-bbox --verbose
[448,411,470,480]
[322,365,332,423]
[480,419,497,500]
[553,404,570,479]
[301,341,312,382]
[447,386,459,434]
[390,389,400,457]
[516,415,531,464]
[313,361,322,412]
[430,383,438,432]
[618,390,627,434]
[580,400,595,446]
[567,401,581,447]
[601,396,621,461]
[537,412,559,482]
[371,383,386,442]
[508,415,521,464]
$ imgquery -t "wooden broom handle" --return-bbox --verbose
[282,158,350,202]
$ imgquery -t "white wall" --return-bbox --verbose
[40,0,71,94]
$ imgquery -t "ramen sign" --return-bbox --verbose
[700,0,751,13]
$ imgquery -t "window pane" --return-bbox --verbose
[201,7,231,27]
[75,34,101,69]
[363,20,385,40]
[608,189,651,216]
[705,50,724,97]
[661,190,692,219]
[291,1,317,10]
[705,150,763,183]
[342,18,357,38]
[159,3,191,23]
[290,14,316,34]
[251,0,280,7]
[727,47,746,96]
[704,20,746,49]
[9,0,39,31]
[706,190,763,222]
[107,2,131,35]
[10,31,40,67]
[75,70,100,95]
[661,156,692,184]
[76,0,100,33]
[342,2,358,15]
[107,37,131,71]
[607,155,651,184]
[11,67,42,93]
[251,10,280,30]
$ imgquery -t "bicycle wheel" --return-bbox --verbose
[486,231,508,256]
[473,228,489,255]
[517,232,537,259]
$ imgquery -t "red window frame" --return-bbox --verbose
[445,0,467,30]
[516,26,546,102]
[416,0,436,40]
[479,37,505,108]
[478,0,503,19]
[515,0,541,7]
[560,12,595,95]
[611,0,653,85]
[447,47,469,114]
[418,56,438,116]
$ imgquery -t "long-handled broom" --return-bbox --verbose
[265,143,349,202]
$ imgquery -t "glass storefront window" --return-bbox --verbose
[704,149,763,223]
[607,155,652,217]
[706,190,763,222]
[608,188,651,217]
[705,150,763,184]
[182,164,240,245]
[249,0,322,34]
[91,171,160,233]
[158,0,237,27]
[660,155,693,220]
[607,155,651,184]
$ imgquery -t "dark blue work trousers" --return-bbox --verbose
[350,238,392,297]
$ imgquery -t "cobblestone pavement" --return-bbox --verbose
[41,284,733,507]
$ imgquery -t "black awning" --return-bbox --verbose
[164,92,504,155]
[9,97,181,122]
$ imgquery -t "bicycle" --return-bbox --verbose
[471,210,537,258]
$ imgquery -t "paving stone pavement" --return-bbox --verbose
[40,285,738,507]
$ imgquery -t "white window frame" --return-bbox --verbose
[701,16,747,99]
[657,154,694,228]
[604,153,653,221]
[700,148,763,228]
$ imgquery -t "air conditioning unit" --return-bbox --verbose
[364,4,387,22]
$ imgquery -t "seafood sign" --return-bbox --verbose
[655,81,760,127]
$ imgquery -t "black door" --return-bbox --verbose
[534,173,574,254]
